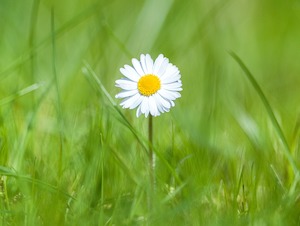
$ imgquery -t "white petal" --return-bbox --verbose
[160,65,181,83]
[136,104,142,117]
[153,54,164,75]
[121,66,140,81]
[140,54,148,74]
[115,79,137,90]
[162,82,183,91]
[156,99,169,114]
[163,82,182,88]
[155,100,164,114]
[164,87,183,91]
[145,54,154,74]
[170,100,175,107]
[162,106,170,113]
[141,97,150,117]
[129,94,143,109]
[154,93,171,109]
[148,96,158,116]
[156,58,169,77]
[161,70,180,80]
[115,78,136,86]
[162,73,181,84]
[120,93,141,109]
[115,90,138,98]
[153,94,171,114]
[120,98,134,108]
[132,58,145,76]
[158,89,181,100]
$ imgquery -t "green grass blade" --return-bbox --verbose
[109,146,139,185]
[51,7,64,180]
[229,51,300,187]
[81,62,148,152]
[0,165,75,199]
[82,62,117,107]
[0,83,41,106]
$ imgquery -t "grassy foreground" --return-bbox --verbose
[1,0,300,225]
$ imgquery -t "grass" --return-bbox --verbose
[1,0,300,225]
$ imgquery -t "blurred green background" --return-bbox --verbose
[1,0,300,225]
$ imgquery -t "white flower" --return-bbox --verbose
[115,54,182,117]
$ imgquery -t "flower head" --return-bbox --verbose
[115,54,182,117]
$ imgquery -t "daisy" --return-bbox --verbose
[115,54,182,117]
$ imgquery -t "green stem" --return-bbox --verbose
[148,115,155,215]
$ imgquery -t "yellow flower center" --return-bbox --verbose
[138,74,161,96]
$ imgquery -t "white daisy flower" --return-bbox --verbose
[115,54,182,117]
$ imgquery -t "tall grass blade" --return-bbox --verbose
[229,51,300,192]
[0,83,41,106]
[0,166,74,199]
[51,7,64,180]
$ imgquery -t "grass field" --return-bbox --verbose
[1,0,300,225]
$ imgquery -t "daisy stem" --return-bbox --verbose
[148,115,155,213]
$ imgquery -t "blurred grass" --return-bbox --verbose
[1,0,300,225]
